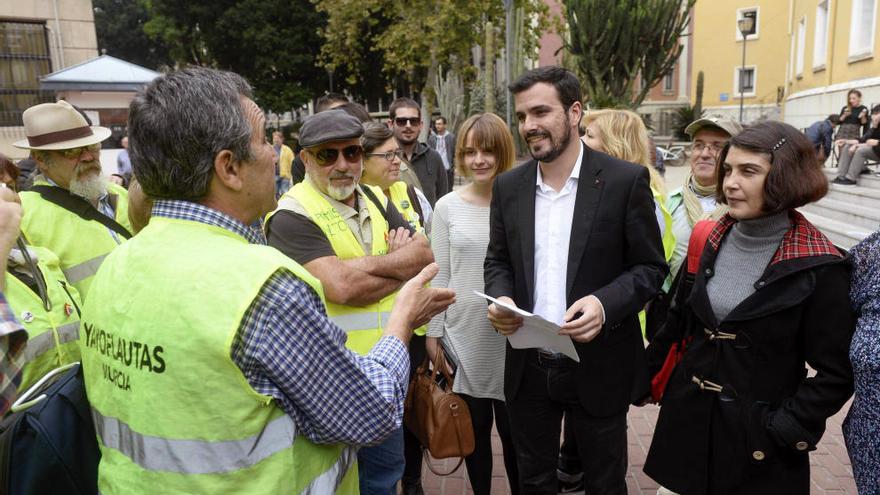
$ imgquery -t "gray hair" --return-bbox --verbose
[128,67,254,200]
[361,122,394,154]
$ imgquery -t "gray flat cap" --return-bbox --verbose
[685,114,742,139]
[299,110,364,148]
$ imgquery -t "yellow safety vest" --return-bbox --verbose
[7,246,82,391]
[80,216,358,494]
[278,181,401,354]
[20,179,131,300]
[387,181,423,233]
[641,187,676,336]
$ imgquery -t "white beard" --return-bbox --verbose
[69,168,106,203]
[327,183,357,201]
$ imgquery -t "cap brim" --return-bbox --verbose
[13,126,112,150]
[300,132,364,149]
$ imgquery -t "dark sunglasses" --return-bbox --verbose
[59,143,101,159]
[367,150,404,162]
[394,117,421,127]
[307,145,363,166]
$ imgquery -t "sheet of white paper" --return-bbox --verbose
[474,291,580,362]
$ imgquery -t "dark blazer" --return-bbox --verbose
[643,213,855,494]
[484,143,668,417]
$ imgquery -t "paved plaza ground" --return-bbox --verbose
[420,401,858,494]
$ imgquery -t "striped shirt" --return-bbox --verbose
[427,191,506,400]
[153,200,409,445]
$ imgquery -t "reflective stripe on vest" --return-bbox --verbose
[21,321,79,363]
[329,312,392,332]
[93,407,297,475]
[63,254,109,284]
[303,444,358,494]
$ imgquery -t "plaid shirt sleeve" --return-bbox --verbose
[0,292,27,416]
[231,270,410,446]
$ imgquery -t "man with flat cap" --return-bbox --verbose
[645,115,742,340]
[13,100,132,300]
[266,109,435,495]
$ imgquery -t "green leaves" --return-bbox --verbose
[563,0,695,109]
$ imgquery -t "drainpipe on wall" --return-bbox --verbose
[52,0,65,68]
[827,0,838,88]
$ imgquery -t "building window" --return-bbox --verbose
[734,66,756,96]
[814,1,830,68]
[663,72,674,93]
[796,17,806,76]
[849,0,877,58]
[0,21,54,127]
[736,7,759,40]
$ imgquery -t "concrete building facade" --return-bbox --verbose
[1,0,99,158]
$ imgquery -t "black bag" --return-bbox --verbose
[0,363,100,495]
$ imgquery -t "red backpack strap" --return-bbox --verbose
[686,220,716,275]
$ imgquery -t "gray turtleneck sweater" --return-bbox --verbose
[706,211,791,323]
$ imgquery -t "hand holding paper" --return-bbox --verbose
[477,291,580,362]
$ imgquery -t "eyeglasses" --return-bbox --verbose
[59,143,101,160]
[307,145,363,166]
[394,117,421,127]
[367,150,405,162]
[690,142,725,155]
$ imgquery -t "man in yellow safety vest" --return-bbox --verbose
[266,109,435,495]
[79,67,454,494]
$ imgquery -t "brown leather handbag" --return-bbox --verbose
[404,350,475,475]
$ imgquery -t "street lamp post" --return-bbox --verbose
[737,16,755,124]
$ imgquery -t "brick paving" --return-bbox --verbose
[419,400,857,494]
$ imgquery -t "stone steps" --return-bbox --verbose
[798,168,880,248]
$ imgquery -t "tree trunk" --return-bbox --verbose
[484,22,495,114]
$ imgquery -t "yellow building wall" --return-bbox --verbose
[692,0,790,113]
[789,0,880,94]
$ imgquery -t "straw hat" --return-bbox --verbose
[13,100,111,151]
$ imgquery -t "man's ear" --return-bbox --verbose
[213,149,244,191]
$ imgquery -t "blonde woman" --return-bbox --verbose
[426,113,518,495]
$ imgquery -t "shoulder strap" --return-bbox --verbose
[686,220,716,275]
[405,184,425,221]
[360,186,392,225]
[29,185,132,239]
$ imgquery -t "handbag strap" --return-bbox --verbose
[422,449,465,477]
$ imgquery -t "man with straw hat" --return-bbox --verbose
[13,100,132,300]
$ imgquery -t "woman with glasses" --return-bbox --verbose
[425,113,518,495]
[644,121,856,494]
[360,122,432,233]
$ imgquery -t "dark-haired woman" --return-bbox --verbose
[644,120,856,494]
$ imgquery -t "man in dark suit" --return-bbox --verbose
[484,66,667,494]
[427,116,455,189]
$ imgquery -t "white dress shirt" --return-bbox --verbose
[533,146,583,326]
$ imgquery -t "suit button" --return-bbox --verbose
[752,450,765,461]
[795,441,809,451]
[704,268,713,276]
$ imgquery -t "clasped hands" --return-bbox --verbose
[487,294,605,343]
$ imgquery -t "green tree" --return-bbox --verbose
[563,0,695,109]
[142,0,327,112]
[93,0,172,70]
[314,0,550,109]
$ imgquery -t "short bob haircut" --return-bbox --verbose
[454,113,515,179]
[361,121,394,154]
[715,120,827,214]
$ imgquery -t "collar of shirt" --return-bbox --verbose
[152,199,267,245]
[535,144,583,195]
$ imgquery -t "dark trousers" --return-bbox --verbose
[459,394,519,495]
[507,353,628,495]
[446,168,455,192]
[403,335,427,484]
